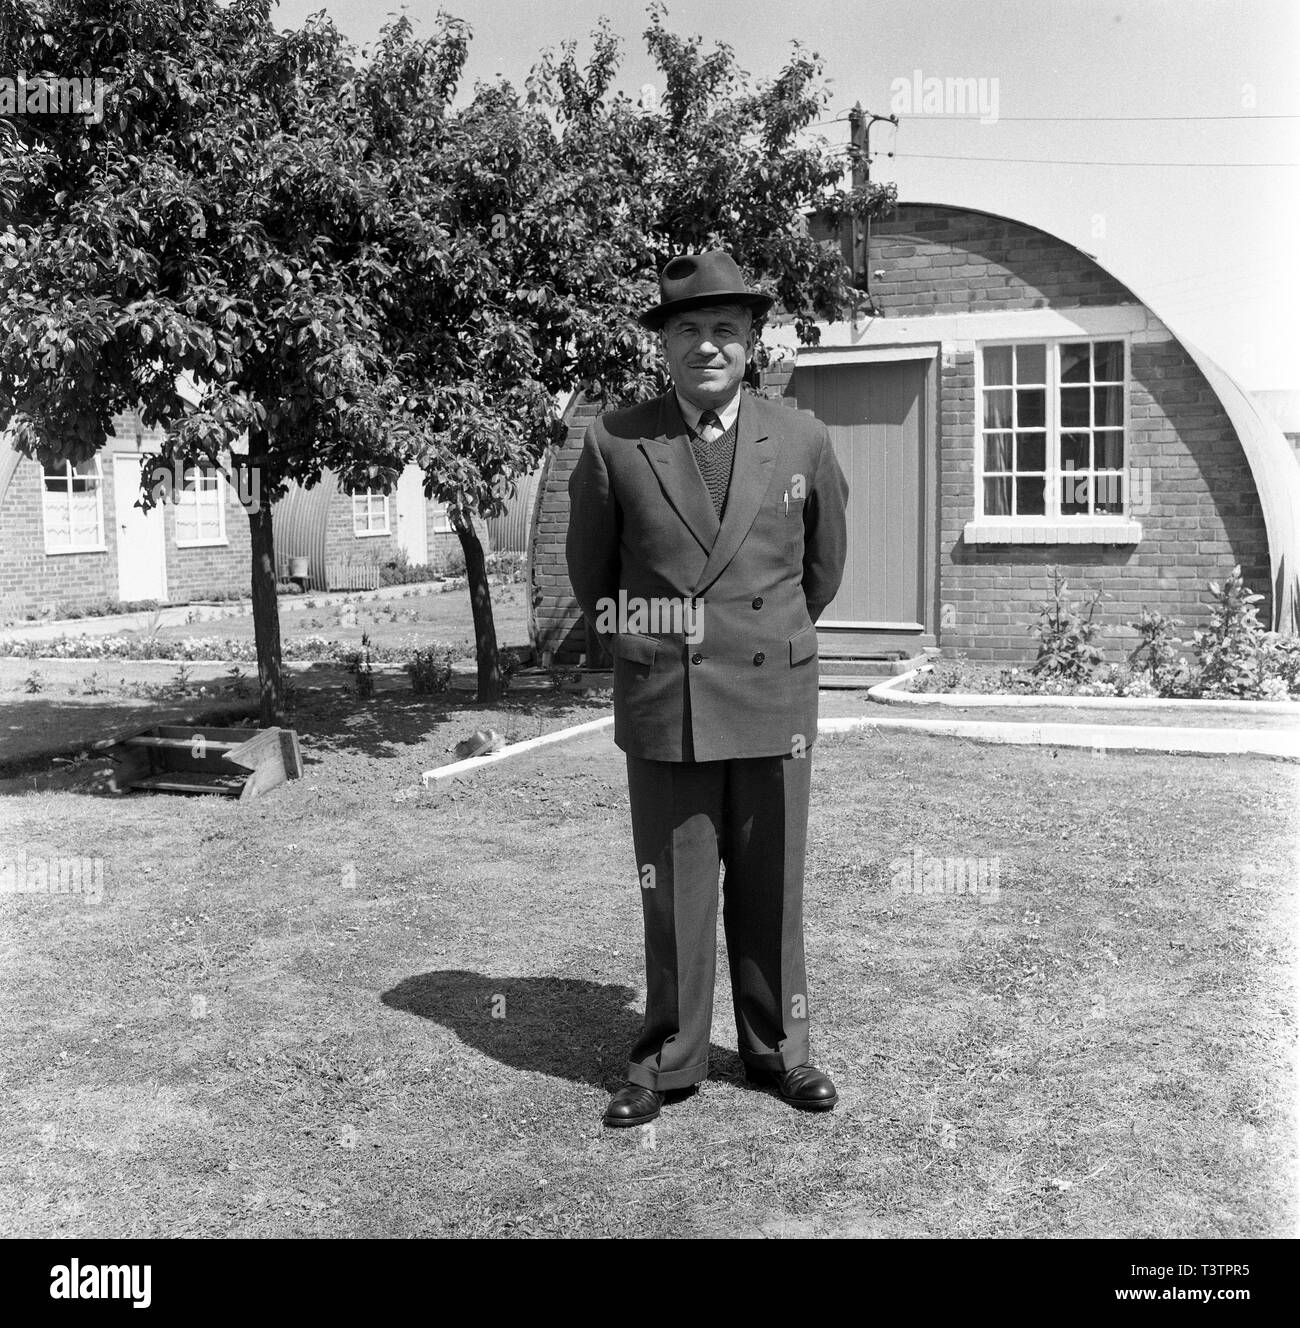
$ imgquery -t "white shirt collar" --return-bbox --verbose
[675,388,742,435]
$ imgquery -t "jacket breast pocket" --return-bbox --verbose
[761,496,805,548]
[788,624,819,667]
[613,632,659,667]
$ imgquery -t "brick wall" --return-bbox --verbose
[864,205,1269,660]
[0,409,251,617]
[867,203,1140,312]
[0,456,116,614]
[526,203,1271,665]
[936,339,1269,661]
[531,397,602,664]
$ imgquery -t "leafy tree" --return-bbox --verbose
[0,0,418,724]
[356,3,895,697]
[1,1,894,716]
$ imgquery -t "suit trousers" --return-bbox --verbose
[624,750,813,1090]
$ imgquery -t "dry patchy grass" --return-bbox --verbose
[0,715,1295,1238]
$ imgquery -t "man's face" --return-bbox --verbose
[659,304,755,412]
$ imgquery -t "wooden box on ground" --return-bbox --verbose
[106,725,303,799]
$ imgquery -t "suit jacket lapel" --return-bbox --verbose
[696,396,778,593]
[638,393,719,555]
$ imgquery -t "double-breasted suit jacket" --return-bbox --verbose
[566,390,850,762]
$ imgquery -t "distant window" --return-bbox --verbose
[432,502,453,534]
[43,457,105,552]
[978,338,1129,519]
[352,491,389,536]
[175,463,226,546]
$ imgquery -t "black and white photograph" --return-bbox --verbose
[0,0,1295,1282]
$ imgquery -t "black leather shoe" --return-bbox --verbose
[603,1082,665,1128]
[745,1063,839,1111]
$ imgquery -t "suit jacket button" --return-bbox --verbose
[691,652,703,665]
[751,597,763,610]
[753,652,765,666]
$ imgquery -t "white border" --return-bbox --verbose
[869,665,1300,715]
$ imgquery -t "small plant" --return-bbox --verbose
[1127,609,1192,697]
[352,631,375,698]
[82,671,103,696]
[498,648,522,694]
[171,664,193,695]
[406,645,455,695]
[1029,568,1107,681]
[1193,566,1269,698]
[23,670,43,694]
[226,665,251,698]
[548,664,582,691]
[1260,636,1300,698]
[485,550,527,584]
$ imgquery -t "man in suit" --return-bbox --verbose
[566,251,849,1127]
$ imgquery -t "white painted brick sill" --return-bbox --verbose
[963,520,1142,545]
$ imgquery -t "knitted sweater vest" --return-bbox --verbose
[689,412,739,521]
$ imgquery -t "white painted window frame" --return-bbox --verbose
[352,491,390,537]
[42,456,106,554]
[969,335,1142,546]
[174,462,227,547]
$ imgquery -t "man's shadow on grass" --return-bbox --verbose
[381,969,742,1090]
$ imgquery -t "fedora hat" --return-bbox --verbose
[639,251,774,330]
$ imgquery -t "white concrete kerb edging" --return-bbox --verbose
[421,715,616,783]
[821,714,1300,759]
[869,665,1300,715]
[418,698,1300,781]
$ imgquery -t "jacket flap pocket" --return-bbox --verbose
[789,624,819,666]
[614,632,659,666]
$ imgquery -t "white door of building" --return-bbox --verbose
[394,463,429,567]
[112,454,168,601]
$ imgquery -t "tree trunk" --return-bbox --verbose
[453,511,500,703]
[245,453,284,727]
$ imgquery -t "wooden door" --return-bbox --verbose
[789,355,935,656]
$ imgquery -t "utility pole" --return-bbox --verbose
[846,102,897,315]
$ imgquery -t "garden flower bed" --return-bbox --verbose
[0,633,408,665]
[902,565,1300,704]
[898,660,1300,706]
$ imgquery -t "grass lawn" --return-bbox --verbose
[0,703,1294,1238]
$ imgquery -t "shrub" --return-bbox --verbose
[1128,609,1193,697]
[1029,568,1106,681]
[350,631,375,698]
[379,545,441,587]
[485,550,526,583]
[1260,635,1300,698]
[498,646,526,693]
[1193,566,1270,699]
[910,657,1004,694]
[406,645,455,694]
